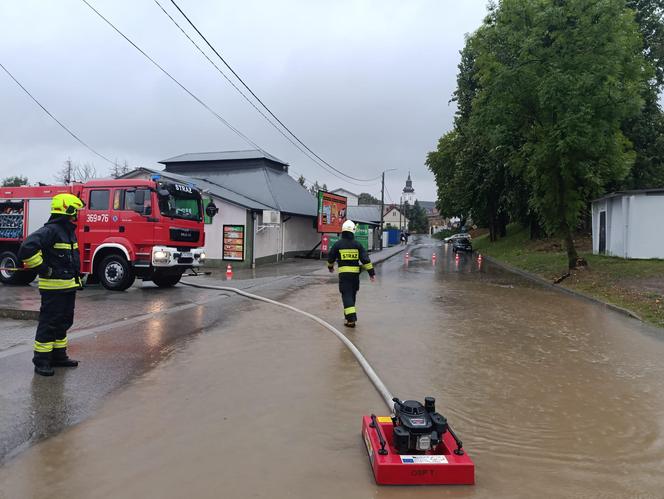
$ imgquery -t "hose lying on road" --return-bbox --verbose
[181,280,394,411]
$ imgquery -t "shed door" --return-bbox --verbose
[599,211,606,254]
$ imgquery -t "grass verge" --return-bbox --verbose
[473,225,664,328]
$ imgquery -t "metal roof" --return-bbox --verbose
[347,205,381,225]
[122,166,317,217]
[159,149,287,166]
[593,188,664,203]
[121,167,273,211]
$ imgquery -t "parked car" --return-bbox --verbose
[444,233,471,244]
[452,237,473,253]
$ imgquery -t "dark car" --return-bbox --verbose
[452,237,473,253]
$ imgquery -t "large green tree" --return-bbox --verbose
[467,0,649,267]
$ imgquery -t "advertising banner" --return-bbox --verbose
[317,191,347,233]
[223,225,245,261]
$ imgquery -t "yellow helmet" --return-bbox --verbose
[51,193,85,215]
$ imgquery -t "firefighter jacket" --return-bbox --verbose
[18,215,81,292]
[327,233,375,277]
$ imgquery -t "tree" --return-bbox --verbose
[110,160,131,178]
[309,181,321,196]
[358,192,380,204]
[55,159,98,184]
[408,200,429,233]
[474,0,649,267]
[297,174,306,187]
[2,176,28,187]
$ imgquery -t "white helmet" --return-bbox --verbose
[342,220,356,233]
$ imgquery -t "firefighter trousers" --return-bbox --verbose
[338,274,360,321]
[33,290,76,366]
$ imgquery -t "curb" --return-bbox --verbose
[371,246,407,266]
[483,255,644,322]
[0,308,39,321]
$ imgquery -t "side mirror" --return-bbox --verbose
[158,188,170,198]
[134,189,146,206]
[205,201,219,218]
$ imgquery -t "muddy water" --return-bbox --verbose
[1,238,663,498]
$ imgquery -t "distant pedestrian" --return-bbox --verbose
[18,193,84,376]
[327,220,375,328]
[404,232,410,244]
[400,232,406,245]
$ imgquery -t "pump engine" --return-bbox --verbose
[391,397,448,453]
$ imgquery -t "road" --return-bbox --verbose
[1,236,663,498]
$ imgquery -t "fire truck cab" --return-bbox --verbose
[0,177,217,291]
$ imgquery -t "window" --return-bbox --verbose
[89,190,110,210]
[113,190,123,210]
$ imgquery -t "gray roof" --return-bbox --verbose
[347,205,381,225]
[593,188,664,203]
[160,149,287,166]
[193,167,317,216]
[122,166,317,217]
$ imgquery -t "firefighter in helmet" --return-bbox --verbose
[19,193,85,376]
[327,220,375,327]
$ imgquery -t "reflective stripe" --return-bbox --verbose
[53,243,73,249]
[38,278,79,290]
[73,243,79,249]
[338,266,360,273]
[54,338,68,349]
[362,262,374,271]
[339,249,359,261]
[23,251,43,269]
[34,341,54,353]
[344,306,357,315]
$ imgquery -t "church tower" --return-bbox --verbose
[402,172,415,205]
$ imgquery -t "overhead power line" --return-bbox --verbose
[0,61,116,166]
[80,0,262,151]
[166,0,381,184]
[151,0,369,188]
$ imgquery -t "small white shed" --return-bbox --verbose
[591,189,664,259]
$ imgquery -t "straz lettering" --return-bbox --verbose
[174,184,193,194]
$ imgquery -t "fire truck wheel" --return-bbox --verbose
[152,273,182,288]
[0,251,37,286]
[98,254,135,291]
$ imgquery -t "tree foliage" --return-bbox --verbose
[2,176,28,187]
[358,192,380,204]
[427,0,653,268]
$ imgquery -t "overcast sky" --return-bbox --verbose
[0,0,489,203]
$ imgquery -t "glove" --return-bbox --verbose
[370,275,376,282]
[328,267,334,273]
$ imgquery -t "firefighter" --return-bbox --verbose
[327,220,375,327]
[19,193,85,376]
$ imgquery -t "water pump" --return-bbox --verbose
[391,397,448,453]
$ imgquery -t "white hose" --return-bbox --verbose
[181,280,394,411]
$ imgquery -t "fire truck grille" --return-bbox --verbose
[170,228,200,243]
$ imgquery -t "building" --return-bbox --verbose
[591,189,664,259]
[383,205,409,230]
[123,150,319,267]
[330,188,359,206]
[346,204,382,250]
[402,172,416,205]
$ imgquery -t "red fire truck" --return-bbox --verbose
[0,177,217,290]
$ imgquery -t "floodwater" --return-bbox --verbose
[1,237,663,499]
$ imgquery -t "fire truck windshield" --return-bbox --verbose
[158,184,202,221]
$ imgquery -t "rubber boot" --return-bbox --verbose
[51,348,79,368]
[33,351,55,377]
[344,319,356,328]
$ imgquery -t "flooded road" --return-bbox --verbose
[1,236,663,498]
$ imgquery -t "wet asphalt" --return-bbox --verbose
[1,237,663,498]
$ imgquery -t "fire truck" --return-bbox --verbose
[0,177,217,291]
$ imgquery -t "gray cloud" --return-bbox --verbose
[0,0,489,201]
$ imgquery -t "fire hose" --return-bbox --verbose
[181,280,395,411]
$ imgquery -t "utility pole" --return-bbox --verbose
[379,171,385,251]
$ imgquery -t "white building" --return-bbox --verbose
[591,189,664,259]
[383,205,409,230]
[402,172,416,205]
[123,150,319,267]
[330,188,359,206]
